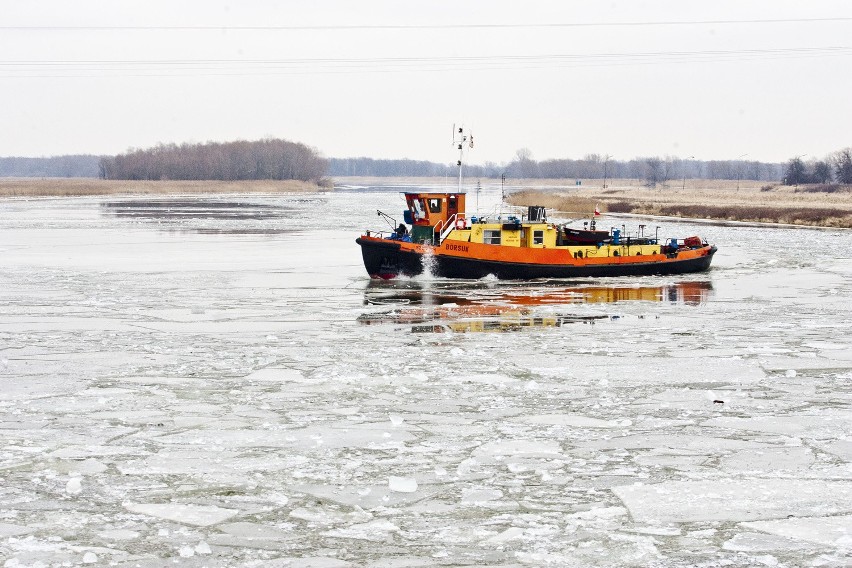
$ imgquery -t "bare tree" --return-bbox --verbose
[834,148,852,184]
[508,148,539,178]
[783,157,807,186]
[644,157,663,187]
[100,139,328,182]
[811,160,833,184]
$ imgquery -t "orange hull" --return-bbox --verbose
[356,235,717,279]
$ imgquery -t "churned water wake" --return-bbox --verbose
[419,244,438,279]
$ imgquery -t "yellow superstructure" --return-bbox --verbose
[445,221,663,258]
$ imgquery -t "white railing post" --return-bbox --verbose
[439,213,464,243]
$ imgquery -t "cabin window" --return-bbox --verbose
[533,230,544,245]
[412,199,425,219]
[428,198,442,213]
[483,229,501,245]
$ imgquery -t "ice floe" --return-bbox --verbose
[741,514,852,548]
[614,479,852,523]
[123,502,239,526]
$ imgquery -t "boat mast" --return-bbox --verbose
[452,125,473,204]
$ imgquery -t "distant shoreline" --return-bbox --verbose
[3,176,850,229]
[0,178,325,197]
[333,176,852,228]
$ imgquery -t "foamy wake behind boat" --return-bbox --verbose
[356,127,716,280]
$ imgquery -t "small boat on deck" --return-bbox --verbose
[355,128,716,280]
[563,226,612,245]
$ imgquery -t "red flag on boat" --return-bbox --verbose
[594,205,601,216]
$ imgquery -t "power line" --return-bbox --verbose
[1,17,851,32]
[2,46,850,78]
[2,46,849,67]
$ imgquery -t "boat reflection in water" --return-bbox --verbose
[358,280,713,333]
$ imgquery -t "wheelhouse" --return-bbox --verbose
[403,192,466,243]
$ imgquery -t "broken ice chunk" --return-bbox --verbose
[388,476,418,493]
[65,477,82,495]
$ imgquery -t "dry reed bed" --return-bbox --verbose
[506,191,601,217]
[0,178,323,197]
[507,181,852,228]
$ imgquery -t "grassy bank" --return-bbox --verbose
[505,180,852,228]
[0,178,326,197]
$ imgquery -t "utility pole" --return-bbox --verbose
[736,153,748,191]
[603,154,611,189]
[682,155,694,191]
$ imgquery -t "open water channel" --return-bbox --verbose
[1,184,852,567]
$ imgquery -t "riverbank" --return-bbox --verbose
[5,176,851,229]
[0,178,326,197]
[332,175,852,228]
[502,178,852,228]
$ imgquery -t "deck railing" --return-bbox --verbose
[436,213,465,244]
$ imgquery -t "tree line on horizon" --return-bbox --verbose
[0,155,102,177]
[98,139,328,182]
[329,152,786,184]
[502,150,785,185]
[2,141,850,186]
[328,157,501,178]
[331,147,852,187]
[783,148,852,185]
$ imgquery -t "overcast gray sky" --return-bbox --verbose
[1,0,850,164]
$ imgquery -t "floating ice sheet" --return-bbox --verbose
[742,515,852,548]
[722,531,809,553]
[519,413,623,428]
[579,433,771,452]
[760,356,852,372]
[0,522,34,537]
[704,412,852,440]
[513,354,766,385]
[614,479,852,523]
[718,446,815,473]
[124,502,239,526]
[156,423,415,450]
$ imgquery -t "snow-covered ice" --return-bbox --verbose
[1,189,851,566]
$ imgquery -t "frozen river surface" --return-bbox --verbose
[2,187,852,567]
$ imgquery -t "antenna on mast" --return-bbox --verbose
[452,124,472,198]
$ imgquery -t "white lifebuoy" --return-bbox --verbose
[455,217,466,230]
